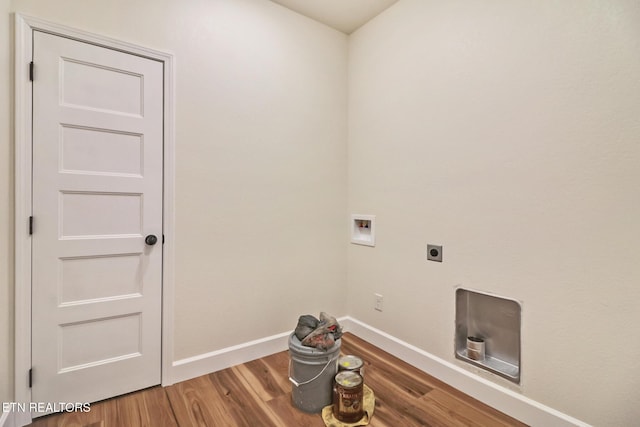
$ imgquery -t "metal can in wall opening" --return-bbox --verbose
[333,371,364,423]
[337,355,364,378]
[467,336,485,361]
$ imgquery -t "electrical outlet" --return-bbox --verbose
[427,244,443,262]
[374,293,384,312]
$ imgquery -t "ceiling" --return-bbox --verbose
[269,0,400,34]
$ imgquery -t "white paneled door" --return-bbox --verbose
[31,31,163,411]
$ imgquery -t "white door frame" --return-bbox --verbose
[14,14,175,425]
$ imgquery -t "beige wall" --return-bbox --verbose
[3,0,639,425]
[347,0,640,425]
[0,0,13,406]
[1,0,348,402]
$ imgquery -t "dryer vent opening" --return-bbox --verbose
[455,288,521,384]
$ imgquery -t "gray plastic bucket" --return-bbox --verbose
[288,333,341,413]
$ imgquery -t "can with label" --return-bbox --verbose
[333,371,364,423]
[337,355,364,379]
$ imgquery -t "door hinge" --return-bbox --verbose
[162,234,165,244]
[28,368,32,388]
[29,61,34,81]
[29,216,33,235]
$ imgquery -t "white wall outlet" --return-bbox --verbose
[374,293,384,312]
[351,214,375,246]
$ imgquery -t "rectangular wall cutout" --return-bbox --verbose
[351,214,375,246]
[455,288,521,383]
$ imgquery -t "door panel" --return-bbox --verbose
[31,30,163,410]
[59,313,142,372]
[59,254,143,304]
[60,191,143,237]
[60,58,144,115]
[60,125,143,176]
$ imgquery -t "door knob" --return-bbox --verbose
[145,235,158,246]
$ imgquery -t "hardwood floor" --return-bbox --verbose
[29,333,527,427]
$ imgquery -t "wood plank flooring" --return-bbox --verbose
[29,333,527,427]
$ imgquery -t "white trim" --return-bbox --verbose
[341,317,591,427]
[166,316,587,425]
[170,316,353,383]
[13,14,34,427]
[13,14,176,425]
[159,21,177,389]
[173,317,356,382]
[0,412,10,427]
[0,410,27,427]
[1,410,28,427]
[171,331,292,384]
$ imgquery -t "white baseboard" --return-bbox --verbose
[167,317,355,385]
[1,407,31,427]
[341,317,590,427]
[166,316,589,426]
[0,412,21,427]
[169,329,293,385]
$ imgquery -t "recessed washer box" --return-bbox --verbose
[455,288,521,384]
[351,214,375,246]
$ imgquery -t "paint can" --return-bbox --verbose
[467,336,485,361]
[338,355,364,379]
[333,371,364,423]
